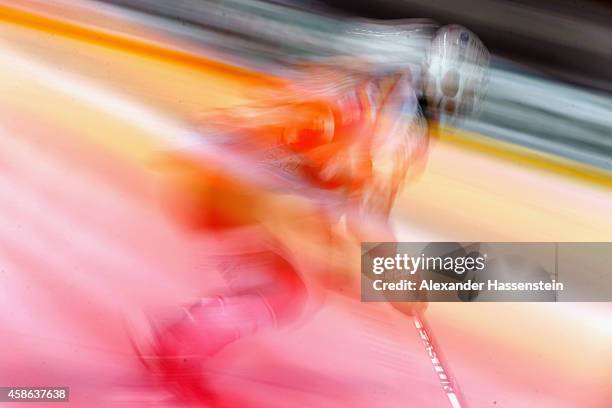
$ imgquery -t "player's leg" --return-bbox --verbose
[142,227,307,399]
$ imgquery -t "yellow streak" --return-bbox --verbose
[438,127,612,189]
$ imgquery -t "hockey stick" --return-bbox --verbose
[413,313,466,408]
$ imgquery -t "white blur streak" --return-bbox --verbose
[0,127,157,279]
[0,41,202,358]
[0,42,304,192]
[0,128,190,346]
[562,303,612,338]
[0,42,196,147]
[463,64,612,170]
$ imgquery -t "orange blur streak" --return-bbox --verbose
[0,3,284,88]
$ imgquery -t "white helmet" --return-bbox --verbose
[423,25,490,125]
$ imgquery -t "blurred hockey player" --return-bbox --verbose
[131,22,490,403]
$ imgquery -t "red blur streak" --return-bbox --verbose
[0,101,445,407]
